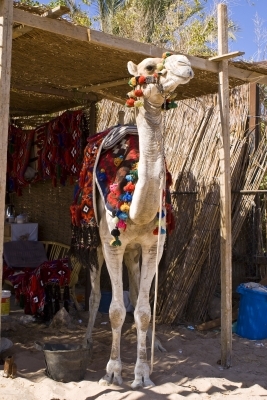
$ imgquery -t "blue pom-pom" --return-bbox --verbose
[117,211,128,220]
[98,172,107,181]
[122,193,132,202]
[126,174,134,182]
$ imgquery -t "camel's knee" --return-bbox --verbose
[134,308,151,332]
[109,302,126,329]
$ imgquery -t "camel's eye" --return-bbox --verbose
[146,65,155,72]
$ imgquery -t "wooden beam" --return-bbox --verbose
[41,5,70,19]
[77,78,128,93]
[218,3,232,369]
[96,90,125,105]
[209,51,245,61]
[0,0,13,339]
[11,84,98,101]
[13,5,70,39]
[12,8,267,85]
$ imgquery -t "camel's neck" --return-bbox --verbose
[129,99,165,225]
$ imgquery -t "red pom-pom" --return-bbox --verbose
[134,89,143,97]
[123,182,135,192]
[126,98,135,107]
[138,76,146,84]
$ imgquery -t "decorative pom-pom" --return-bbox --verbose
[134,100,144,108]
[153,227,159,235]
[134,89,143,97]
[126,98,135,107]
[110,237,122,246]
[117,211,128,220]
[162,52,173,59]
[130,169,138,179]
[110,183,118,192]
[117,219,127,230]
[114,156,123,167]
[98,170,106,181]
[111,228,120,237]
[157,63,164,71]
[129,77,137,87]
[126,174,133,182]
[120,203,130,212]
[122,192,132,202]
[138,76,146,85]
[123,182,135,192]
[112,216,119,224]
[128,90,136,98]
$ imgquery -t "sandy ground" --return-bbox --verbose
[1,296,267,400]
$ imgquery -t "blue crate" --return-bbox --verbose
[236,284,267,340]
[98,291,112,314]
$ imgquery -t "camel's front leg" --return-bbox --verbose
[99,243,126,386]
[132,243,161,390]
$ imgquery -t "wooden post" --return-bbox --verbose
[84,101,97,311]
[0,0,13,342]
[218,3,232,368]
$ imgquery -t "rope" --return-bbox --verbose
[151,97,166,373]
[150,185,164,373]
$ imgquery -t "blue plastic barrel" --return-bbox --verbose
[236,284,267,340]
[98,291,112,314]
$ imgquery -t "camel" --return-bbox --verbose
[82,53,194,389]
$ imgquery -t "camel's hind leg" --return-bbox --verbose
[84,246,104,348]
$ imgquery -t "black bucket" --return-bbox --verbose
[35,341,91,382]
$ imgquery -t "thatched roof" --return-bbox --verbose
[10,3,267,118]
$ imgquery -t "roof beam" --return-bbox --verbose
[12,8,267,85]
[209,51,245,61]
[13,5,70,39]
[11,84,99,101]
[76,78,129,93]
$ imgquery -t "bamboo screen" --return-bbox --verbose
[11,84,267,324]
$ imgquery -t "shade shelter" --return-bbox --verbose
[1,1,267,369]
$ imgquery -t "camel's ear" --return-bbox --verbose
[127,61,138,76]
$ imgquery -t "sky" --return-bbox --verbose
[227,0,267,61]
[38,0,267,61]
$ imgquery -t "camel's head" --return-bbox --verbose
[127,53,194,106]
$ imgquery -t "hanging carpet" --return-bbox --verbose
[70,125,175,267]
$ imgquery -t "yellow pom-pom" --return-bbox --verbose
[134,100,144,108]
[128,90,136,98]
[120,203,130,212]
[129,77,137,87]
[157,63,164,71]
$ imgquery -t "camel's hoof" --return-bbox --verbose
[131,379,143,390]
[99,373,123,386]
[113,373,123,386]
[143,378,155,388]
[99,374,112,386]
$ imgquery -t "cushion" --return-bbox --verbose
[3,241,48,269]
